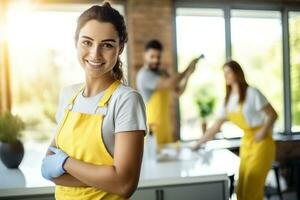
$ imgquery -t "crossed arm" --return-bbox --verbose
[47,131,144,198]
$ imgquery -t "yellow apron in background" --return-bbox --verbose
[55,81,125,200]
[228,104,275,200]
[146,89,174,144]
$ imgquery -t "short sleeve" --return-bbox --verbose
[114,91,148,135]
[55,84,83,125]
[252,88,269,111]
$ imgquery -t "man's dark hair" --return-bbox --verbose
[145,39,163,51]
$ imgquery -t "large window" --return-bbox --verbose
[7,3,127,144]
[290,11,300,132]
[231,10,284,133]
[176,8,226,140]
[176,6,300,140]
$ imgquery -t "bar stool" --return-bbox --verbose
[289,159,300,200]
[265,161,283,200]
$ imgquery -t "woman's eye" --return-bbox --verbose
[82,40,92,46]
[102,43,113,48]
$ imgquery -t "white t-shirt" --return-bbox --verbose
[217,86,269,127]
[136,66,161,102]
[55,83,148,155]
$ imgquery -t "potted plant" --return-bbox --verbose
[0,111,25,168]
[195,88,216,135]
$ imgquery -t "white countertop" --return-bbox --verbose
[0,142,239,197]
[139,146,239,187]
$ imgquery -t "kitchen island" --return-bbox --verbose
[0,142,239,200]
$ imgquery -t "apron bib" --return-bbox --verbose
[55,81,126,200]
[228,104,275,200]
[146,89,174,144]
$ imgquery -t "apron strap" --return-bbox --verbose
[65,80,120,111]
[226,102,243,114]
[97,80,121,107]
[66,84,85,110]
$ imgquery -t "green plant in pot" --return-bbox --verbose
[0,111,25,168]
[194,88,216,135]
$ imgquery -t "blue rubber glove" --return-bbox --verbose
[41,146,69,180]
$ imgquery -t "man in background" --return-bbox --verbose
[136,39,200,144]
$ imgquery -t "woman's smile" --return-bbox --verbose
[85,59,105,70]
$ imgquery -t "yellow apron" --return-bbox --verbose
[55,80,126,200]
[146,89,174,144]
[228,104,275,200]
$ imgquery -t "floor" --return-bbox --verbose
[230,192,298,200]
[230,165,299,200]
[269,192,298,200]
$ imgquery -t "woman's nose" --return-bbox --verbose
[89,45,103,59]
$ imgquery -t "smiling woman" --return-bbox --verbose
[5,2,128,144]
[41,3,147,200]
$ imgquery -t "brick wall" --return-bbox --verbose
[125,0,179,138]
[125,0,176,87]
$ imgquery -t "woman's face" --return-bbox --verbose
[223,65,237,85]
[76,20,123,79]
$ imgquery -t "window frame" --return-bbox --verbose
[173,1,300,139]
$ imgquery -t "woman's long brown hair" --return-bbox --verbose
[223,60,249,105]
[75,2,128,82]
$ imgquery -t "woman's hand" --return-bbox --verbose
[191,142,202,151]
[254,129,267,143]
[191,118,226,151]
[41,146,69,180]
[254,103,278,143]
